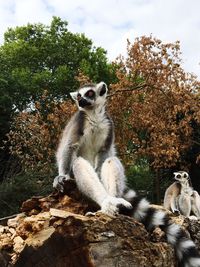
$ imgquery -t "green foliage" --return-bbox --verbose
[126,159,154,201]
[0,170,54,217]
[0,70,13,146]
[1,16,115,111]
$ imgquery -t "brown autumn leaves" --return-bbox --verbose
[7,36,200,173]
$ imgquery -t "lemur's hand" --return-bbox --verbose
[100,196,132,216]
[53,175,72,192]
[172,209,180,216]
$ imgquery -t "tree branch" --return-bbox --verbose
[192,140,200,146]
[108,83,147,97]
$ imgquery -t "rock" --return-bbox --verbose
[7,213,26,228]
[184,217,200,250]
[49,208,90,221]
[0,212,175,267]
[0,186,199,267]
[13,236,25,253]
[0,235,13,250]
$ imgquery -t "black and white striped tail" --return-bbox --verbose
[122,189,200,267]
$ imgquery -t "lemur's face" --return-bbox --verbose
[70,82,107,110]
[173,171,189,183]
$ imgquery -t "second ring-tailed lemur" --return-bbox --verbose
[53,82,200,267]
[164,171,200,218]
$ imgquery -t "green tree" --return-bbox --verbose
[0,16,116,179]
[1,16,115,110]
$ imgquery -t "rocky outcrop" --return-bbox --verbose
[0,181,199,267]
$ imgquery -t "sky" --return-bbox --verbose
[0,0,200,78]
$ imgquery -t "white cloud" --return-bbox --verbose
[14,0,52,24]
[0,0,199,78]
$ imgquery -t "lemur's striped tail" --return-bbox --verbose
[122,189,200,267]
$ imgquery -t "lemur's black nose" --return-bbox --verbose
[77,93,82,101]
[78,98,91,108]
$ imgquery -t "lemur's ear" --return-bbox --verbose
[96,82,108,96]
[70,92,78,101]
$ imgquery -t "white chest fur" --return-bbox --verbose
[77,111,110,167]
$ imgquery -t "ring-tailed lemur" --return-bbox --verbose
[53,82,200,267]
[164,171,200,218]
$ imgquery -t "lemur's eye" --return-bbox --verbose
[183,174,188,178]
[85,90,95,99]
[177,174,181,178]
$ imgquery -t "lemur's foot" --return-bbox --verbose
[53,175,73,192]
[188,215,198,220]
[100,196,132,216]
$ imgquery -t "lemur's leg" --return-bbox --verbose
[170,195,180,214]
[100,156,126,197]
[178,194,191,217]
[100,156,136,201]
[72,157,132,215]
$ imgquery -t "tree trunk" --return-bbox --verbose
[154,170,161,204]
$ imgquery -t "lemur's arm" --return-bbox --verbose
[53,111,85,191]
[163,182,181,213]
[56,139,77,176]
[170,194,180,213]
[96,116,115,172]
[191,191,200,218]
